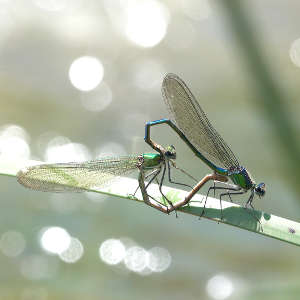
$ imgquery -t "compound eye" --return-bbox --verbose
[255,183,266,197]
[165,150,176,159]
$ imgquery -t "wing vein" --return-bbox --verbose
[162,73,239,169]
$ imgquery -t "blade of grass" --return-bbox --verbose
[1,158,300,247]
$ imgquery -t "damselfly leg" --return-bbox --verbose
[202,183,262,228]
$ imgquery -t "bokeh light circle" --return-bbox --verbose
[99,239,126,265]
[124,246,148,272]
[147,247,171,272]
[125,0,169,48]
[40,227,71,254]
[69,56,104,91]
[206,274,234,300]
[59,237,84,263]
[0,124,30,159]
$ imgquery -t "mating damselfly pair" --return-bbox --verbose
[17,74,265,219]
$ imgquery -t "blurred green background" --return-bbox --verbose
[0,0,300,299]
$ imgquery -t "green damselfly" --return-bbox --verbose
[145,73,266,220]
[17,144,201,214]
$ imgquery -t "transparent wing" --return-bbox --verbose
[17,156,140,192]
[162,73,239,169]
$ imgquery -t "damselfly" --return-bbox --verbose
[145,73,266,219]
[17,144,202,214]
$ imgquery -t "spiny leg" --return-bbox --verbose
[147,192,169,210]
[138,165,178,215]
[219,190,245,220]
[167,161,197,189]
[144,168,161,190]
[190,181,236,206]
[167,161,189,188]
[140,165,178,214]
[167,161,194,210]
[199,185,213,218]
[138,169,167,208]
[171,163,198,183]
[158,162,177,216]
[142,169,169,209]
[138,168,170,214]
[227,191,233,202]
[175,174,228,219]
[132,169,160,196]
[244,192,263,230]
[219,190,262,230]
[213,181,216,197]
[245,192,254,209]
[200,185,241,218]
[221,186,237,203]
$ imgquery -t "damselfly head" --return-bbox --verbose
[255,182,265,197]
[165,145,176,159]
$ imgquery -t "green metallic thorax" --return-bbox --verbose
[229,167,255,190]
[142,153,162,169]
